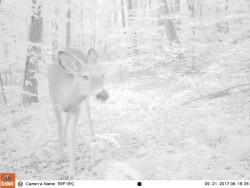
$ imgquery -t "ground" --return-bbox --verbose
[0,69,250,180]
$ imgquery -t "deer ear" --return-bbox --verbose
[58,51,82,75]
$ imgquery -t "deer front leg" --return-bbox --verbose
[84,98,94,138]
[68,107,80,180]
[53,104,63,155]
[62,113,70,147]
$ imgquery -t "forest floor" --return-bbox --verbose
[0,67,250,180]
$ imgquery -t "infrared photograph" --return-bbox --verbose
[0,0,250,182]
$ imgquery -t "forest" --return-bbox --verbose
[0,0,250,180]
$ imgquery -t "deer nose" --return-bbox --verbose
[96,90,109,101]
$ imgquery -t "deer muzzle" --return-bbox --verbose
[96,90,109,102]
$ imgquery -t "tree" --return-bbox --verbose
[215,0,229,35]
[187,0,202,18]
[186,0,203,72]
[79,6,85,49]
[148,0,152,8]
[121,0,126,28]
[66,0,71,48]
[114,0,118,25]
[22,0,43,105]
[52,5,59,61]
[127,0,139,62]
[0,0,7,106]
[158,0,180,46]
[173,0,181,32]
[90,0,97,47]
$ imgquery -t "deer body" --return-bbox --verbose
[48,48,108,179]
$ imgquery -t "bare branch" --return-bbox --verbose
[183,83,250,105]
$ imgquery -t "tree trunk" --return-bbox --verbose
[187,0,202,18]
[247,0,250,12]
[66,0,71,48]
[187,0,195,18]
[187,0,202,35]
[90,0,97,47]
[225,0,229,34]
[22,0,43,105]
[175,0,181,31]
[0,74,7,106]
[0,0,7,103]
[52,6,59,61]
[127,0,133,25]
[114,0,118,25]
[121,0,126,28]
[158,0,180,46]
[141,0,146,13]
[127,0,139,62]
[148,0,152,8]
[215,0,229,34]
[80,8,84,48]
[186,0,202,72]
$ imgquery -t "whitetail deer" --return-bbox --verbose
[48,48,109,179]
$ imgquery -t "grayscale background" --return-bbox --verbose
[0,0,250,180]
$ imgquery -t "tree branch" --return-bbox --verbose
[183,83,250,105]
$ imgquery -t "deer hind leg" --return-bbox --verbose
[62,113,70,147]
[68,107,80,180]
[53,104,63,154]
[85,98,94,137]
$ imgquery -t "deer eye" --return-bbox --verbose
[82,75,88,80]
